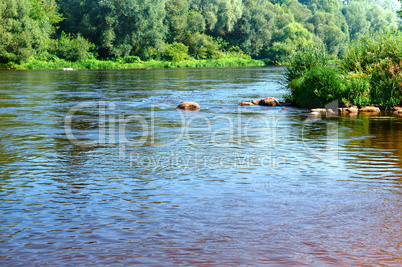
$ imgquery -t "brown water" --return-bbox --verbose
[0,68,402,265]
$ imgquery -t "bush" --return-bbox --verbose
[344,72,371,107]
[163,42,189,62]
[184,33,221,60]
[285,30,402,109]
[289,66,346,108]
[50,32,94,62]
[284,44,329,85]
[370,59,402,108]
[123,55,140,63]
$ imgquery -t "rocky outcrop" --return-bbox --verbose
[252,99,261,105]
[259,97,280,106]
[177,102,201,110]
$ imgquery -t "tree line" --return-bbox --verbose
[0,0,400,64]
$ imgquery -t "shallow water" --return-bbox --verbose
[0,68,402,265]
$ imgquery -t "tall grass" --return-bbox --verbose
[284,44,329,85]
[286,31,402,109]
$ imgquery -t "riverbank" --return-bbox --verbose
[1,54,265,71]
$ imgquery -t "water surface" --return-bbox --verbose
[0,68,402,265]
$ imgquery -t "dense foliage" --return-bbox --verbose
[0,0,400,64]
[286,31,402,109]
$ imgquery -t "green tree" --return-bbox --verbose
[186,10,206,34]
[49,31,94,61]
[308,11,349,55]
[0,0,52,63]
[190,0,243,34]
[56,0,167,59]
[288,0,312,24]
[184,33,220,59]
[163,42,190,61]
[269,22,314,62]
[29,0,62,26]
[165,0,189,42]
[342,1,370,40]
[366,4,398,33]
[229,0,289,59]
[342,1,399,41]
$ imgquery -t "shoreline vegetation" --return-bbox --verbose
[285,31,402,110]
[0,53,266,71]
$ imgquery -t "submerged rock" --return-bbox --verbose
[252,99,261,105]
[239,102,254,106]
[311,108,327,113]
[259,97,280,106]
[177,102,201,110]
[281,101,294,106]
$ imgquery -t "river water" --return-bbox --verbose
[0,68,401,265]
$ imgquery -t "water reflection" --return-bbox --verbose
[0,69,401,265]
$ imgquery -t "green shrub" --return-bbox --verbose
[123,55,140,63]
[344,72,371,107]
[50,32,94,62]
[228,46,243,54]
[289,66,346,108]
[285,31,402,109]
[340,31,402,109]
[37,52,59,62]
[284,44,329,85]
[370,59,402,109]
[184,33,221,60]
[163,42,189,62]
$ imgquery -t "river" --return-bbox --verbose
[0,68,401,265]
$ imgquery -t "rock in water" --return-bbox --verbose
[177,102,201,110]
[311,108,327,113]
[259,97,280,106]
[252,99,261,105]
[359,106,380,113]
[239,102,254,106]
[346,107,359,113]
[393,106,402,113]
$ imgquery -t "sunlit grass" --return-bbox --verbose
[3,53,265,71]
